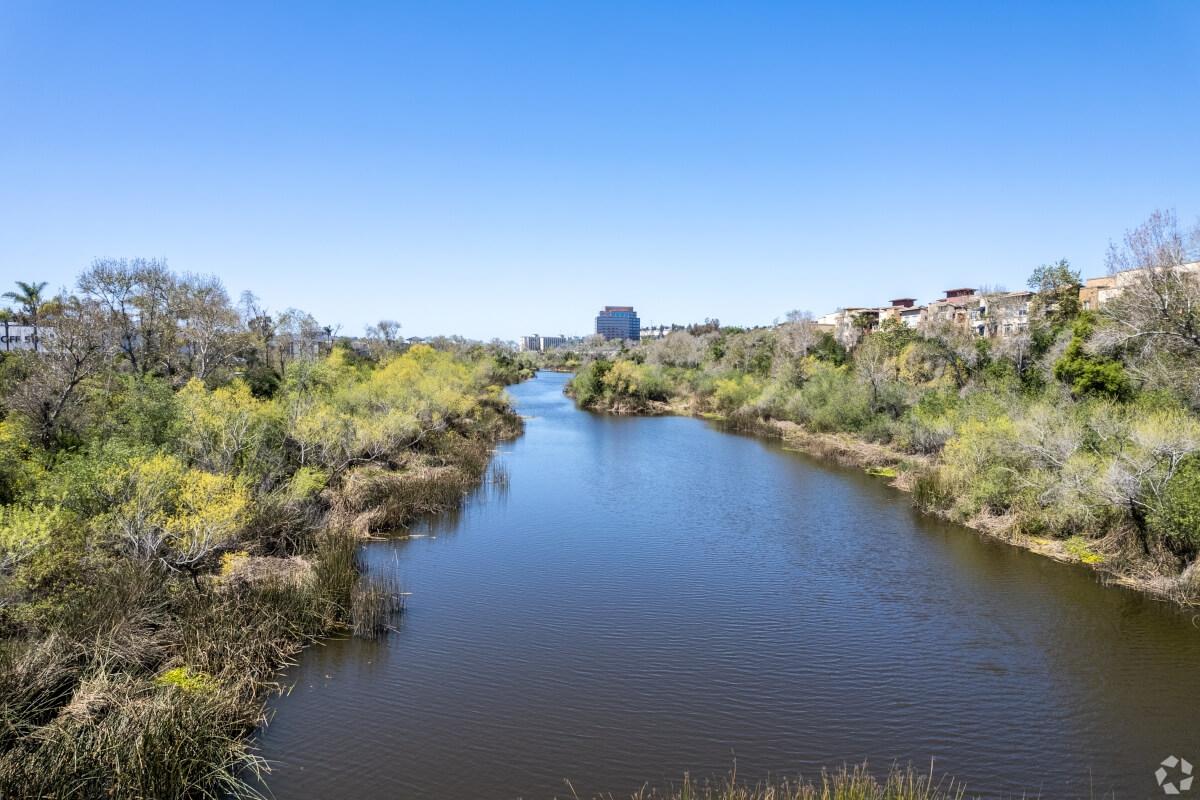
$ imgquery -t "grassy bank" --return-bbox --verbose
[565,212,1200,606]
[0,262,528,798]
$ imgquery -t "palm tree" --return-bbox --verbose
[3,280,49,325]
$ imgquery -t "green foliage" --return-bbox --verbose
[1053,315,1131,400]
[795,361,875,433]
[570,359,612,407]
[712,373,764,414]
[811,331,847,365]
[94,374,180,448]
[156,666,219,695]
[0,504,65,571]
[874,318,917,355]
[1150,454,1200,553]
[569,359,674,409]
[939,417,1028,515]
[241,362,281,399]
[99,452,250,569]
[0,419,40,505]
[1063,536,1104,564]
[175,378,284,479]
[0,261,524,798]
[1028,258,1081,325]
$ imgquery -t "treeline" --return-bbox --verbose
[568,211,1200,598]
[0,259,529,797]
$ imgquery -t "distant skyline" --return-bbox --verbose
[2,1,1198,340]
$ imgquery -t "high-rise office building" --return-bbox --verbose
[595,306,640,341]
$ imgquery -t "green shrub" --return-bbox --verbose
[1053,315,1132,400]
[712,373,764,415]
[940,417,1027,515]
[911,468,952,511]
[795,362,873,433]
[1150,454,1200,554]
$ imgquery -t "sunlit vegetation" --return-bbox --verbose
[0,259,525,798]
[568,211,1200,600]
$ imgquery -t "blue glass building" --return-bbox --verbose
[595,306,640,341]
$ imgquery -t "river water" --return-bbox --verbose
[255,371,1200,799]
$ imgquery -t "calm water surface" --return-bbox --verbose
[256,372,1200,799]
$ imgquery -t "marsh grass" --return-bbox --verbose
[0,528,388,798]
[591,764,966,800]
[489,459,511,489]
[351,574,404,638]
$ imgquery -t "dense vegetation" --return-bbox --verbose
[0,260,527,798]
[568,212,1200,600]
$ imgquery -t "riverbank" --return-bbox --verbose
[0,295,527,799]
[763,419,1189,601]
[569,369,1200,609]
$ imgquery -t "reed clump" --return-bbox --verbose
[607,764,965,800]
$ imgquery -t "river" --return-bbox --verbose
[254,371,1200,799]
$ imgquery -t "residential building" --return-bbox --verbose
[977,291,1033,338]
[880,298,922,328]
[595,306,641,341]
[924,289,978,331]
[1079,276,1116,311]
[818,307,870,346]
[1078,261,1199,310]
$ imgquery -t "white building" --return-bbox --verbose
[518,334,571,353]
[1,323,45,352]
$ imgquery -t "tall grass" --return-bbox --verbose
[598,764,966,800]
[0,528,401,798]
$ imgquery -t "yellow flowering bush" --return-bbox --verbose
[105,453,249,569]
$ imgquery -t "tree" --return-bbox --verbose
[810,331,847,365]
[1098,407,1200,555]
[993,329,1035,380]
[276,308,324,370]
[646,330,706,368]
[173,273,243,383]
[364,319,403,358]
[105,453,249,583]
[922,320,981,388]
[854,333,896,412]
[1094,211,1200,407]
[1027,259,1081,326]
[1150,454,1200,554]
[777,310,818,361]
[77,257,174,376]
[1053,315,1131,400]
[2,281,49,325]
[7,296,111,446]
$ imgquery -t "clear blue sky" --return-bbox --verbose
[2,1,1197,340]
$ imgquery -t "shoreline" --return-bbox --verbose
[572,391,1198,610]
